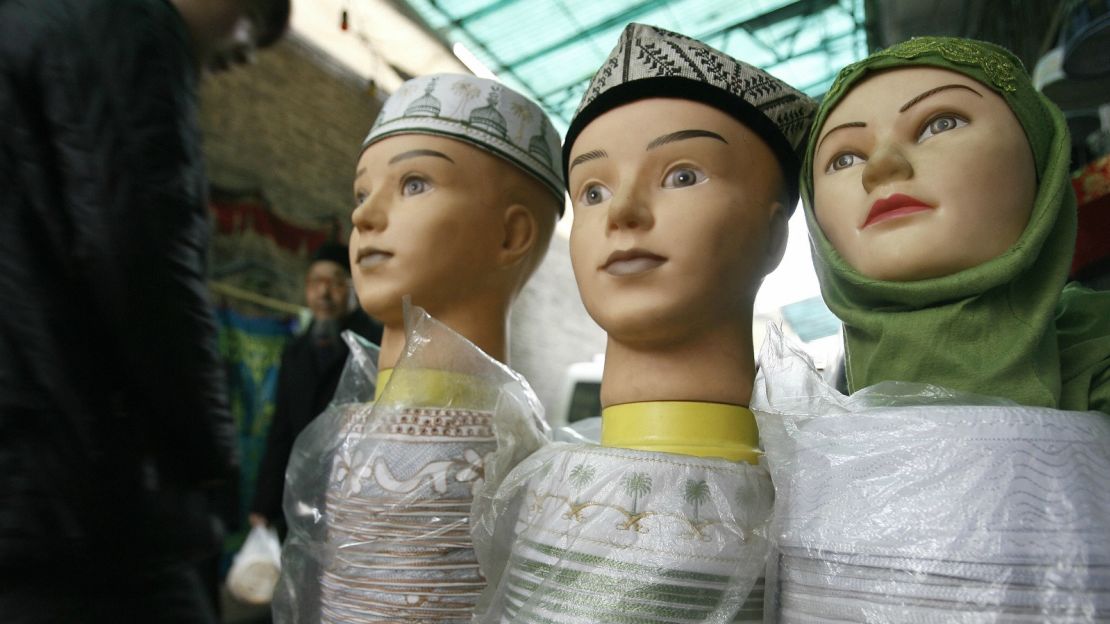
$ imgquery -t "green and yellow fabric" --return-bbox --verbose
[800,37,1110,413]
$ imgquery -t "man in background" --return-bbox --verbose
[0,0,290,622]
[249,242,382,531]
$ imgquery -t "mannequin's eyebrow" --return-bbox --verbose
[899,84,982,112]
[388,149,455,165]
[816,122,866,152]
[569,149,608,171]
[646,129,727,150]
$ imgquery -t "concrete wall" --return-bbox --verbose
[510,232,606,421]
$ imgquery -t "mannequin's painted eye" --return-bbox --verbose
[662,166,706,188]
[580,183,612,206]
[354,191,368,207]
[826,152,864,173]
[401,176,430,196]
[918,114,967,142]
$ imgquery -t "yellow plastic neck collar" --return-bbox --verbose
[601,401,760,464]
[374,368,497,409]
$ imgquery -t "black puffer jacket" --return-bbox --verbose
[0,0,238,569]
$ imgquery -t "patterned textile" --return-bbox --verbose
[362,73,565,207]
[215,307,295,554]
[273,306,548,623]
[753,325,1110,622]
[563,22,817,207]
[477,444,772,623]
[322,405,497,622]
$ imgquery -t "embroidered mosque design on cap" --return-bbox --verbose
[565,23,818,207]
[363,73,565,209]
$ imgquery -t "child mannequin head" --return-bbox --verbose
[350,74,563,367]
[563,23,816,426]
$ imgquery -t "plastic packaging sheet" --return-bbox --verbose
[472,442,774,623]
[273,304,548,623]
[751,324,1110,623]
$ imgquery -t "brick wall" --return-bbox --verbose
[201,34,381,232]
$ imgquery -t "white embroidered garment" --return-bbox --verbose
[473,443,772,623]
[752,325,1110,622]
[274,306,547,623]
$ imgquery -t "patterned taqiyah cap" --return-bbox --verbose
[565,23,817,209]
[362,73,565,212]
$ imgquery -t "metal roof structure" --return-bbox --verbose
[398,0,868,129]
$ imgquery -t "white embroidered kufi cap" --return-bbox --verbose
[565,23,817,208]
[362,73,565,211]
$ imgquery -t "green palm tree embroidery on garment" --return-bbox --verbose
[683,479,715,540]
[684,479,710,522]
[564,463,597,521]
[619,472,653,532]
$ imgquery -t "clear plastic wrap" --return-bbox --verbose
[273,304,548,623]
[751,324,1110,623]
[472,442,774,623]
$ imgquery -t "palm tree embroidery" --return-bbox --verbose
[564,463,597,521]
[449,81,481,117]
[618,472,653,531]
[568,463,595,489]
[684,479,710,521]
[510,101,534,144]
[684,479,714,540]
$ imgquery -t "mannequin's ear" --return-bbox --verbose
[499,204,537,268]
[762,202,789,276]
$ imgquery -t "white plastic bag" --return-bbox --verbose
[227,524,283,605]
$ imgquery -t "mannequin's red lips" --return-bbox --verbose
[602,248,666,276]
[864,193,933,228]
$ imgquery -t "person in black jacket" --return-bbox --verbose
[249,242,382,530]
[0,0,289,622]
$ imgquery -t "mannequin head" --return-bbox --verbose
[350,133,557,326]
[349,73,563,365]
[561,23,816,410]
[797,37,1086,408]
[568,97,788,348]
[811,66,1036,281]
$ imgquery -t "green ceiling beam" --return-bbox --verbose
[498,0,673,69]
[536,29,861,113]
[449,0,526,26]
[420,0,535,90]
[533,0,855,101]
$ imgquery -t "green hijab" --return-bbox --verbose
[800,37,1110,413]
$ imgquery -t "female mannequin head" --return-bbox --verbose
[811,65,1036,281]
[798,37,1088,408]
